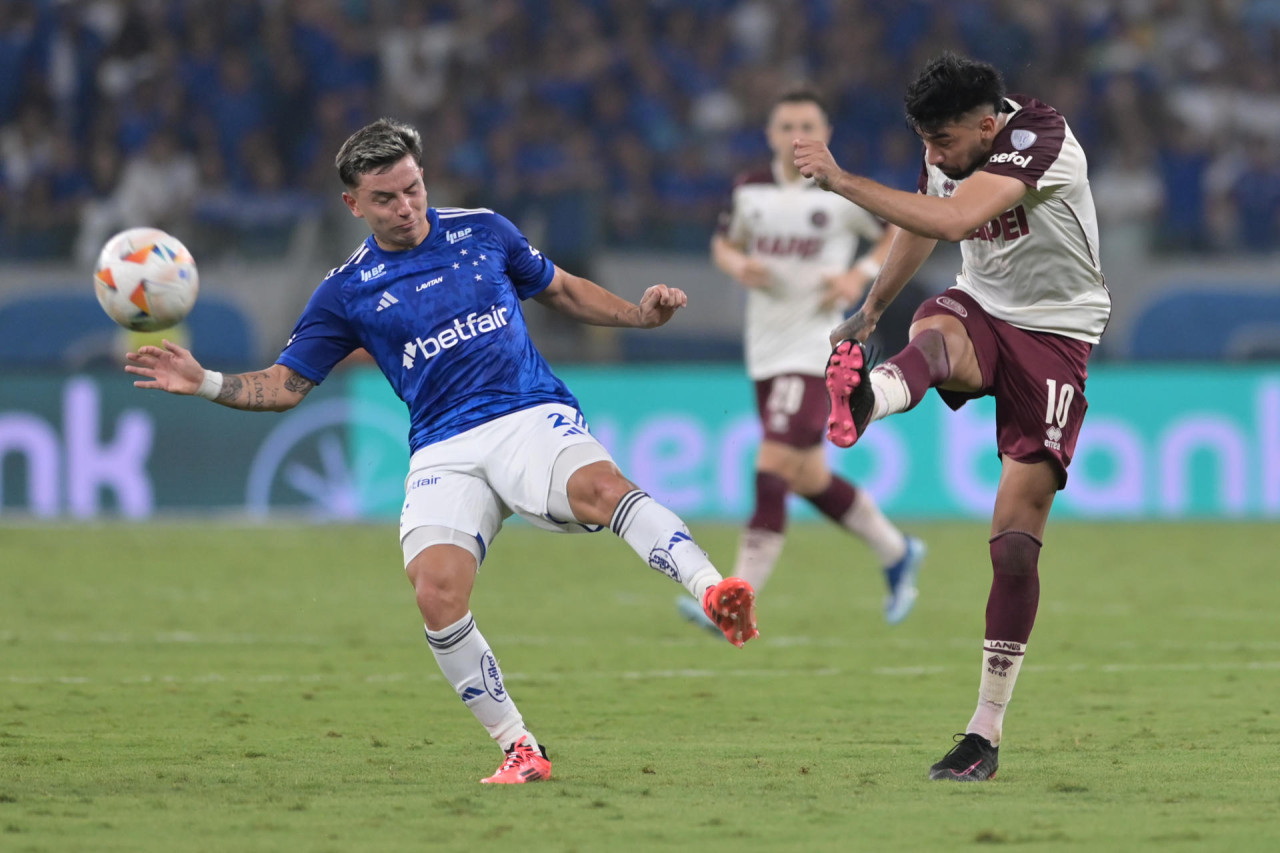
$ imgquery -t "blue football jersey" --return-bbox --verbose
[277,207,579,451]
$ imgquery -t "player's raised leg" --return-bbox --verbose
[565,459,759,647]
[826,315,979,447]
[824,339,876,448]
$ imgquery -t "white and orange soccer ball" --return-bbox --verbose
[93,227,199,331]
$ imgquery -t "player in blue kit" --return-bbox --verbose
[124,118,759,784]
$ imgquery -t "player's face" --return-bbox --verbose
[767,101,831,160]
[918,112,999,181]
[342,155,430,251]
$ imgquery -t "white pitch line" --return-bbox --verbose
[5,660,1280,686]
[8,625,1280,653]
[10,630,1280,655]
[10,632,1280,655]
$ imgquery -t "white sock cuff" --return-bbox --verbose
[979,639,1027,706]
[984,639,1027,656]
[609,489,651,536]
[610,489,721,597]
[869,364,908,421]
[425,612,476,652]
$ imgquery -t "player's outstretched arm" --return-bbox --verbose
[794,139,1026,242]
[125,340,314,412]
[535,266,687,329]
[829,228,938,346]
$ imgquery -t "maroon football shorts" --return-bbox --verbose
[911,288,1092,488]
[754,374,830,449]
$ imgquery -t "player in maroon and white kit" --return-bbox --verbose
[795,53,1110,781]
[678,89,925,636]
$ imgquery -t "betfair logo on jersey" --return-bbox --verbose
[988,151,1034,168]
[401,305,510,369]
[446,227,472,244]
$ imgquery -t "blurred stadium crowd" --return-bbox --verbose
[2,0,1279,265]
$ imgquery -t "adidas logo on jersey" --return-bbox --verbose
[376,291,399,312]
[401,305,510,369]
[361,263,387,282]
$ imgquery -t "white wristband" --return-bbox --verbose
[195,369,223,401]
[855,257,882,278]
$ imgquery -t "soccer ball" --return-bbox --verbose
[93,227,199,331]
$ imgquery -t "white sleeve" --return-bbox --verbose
[846,202,884,242]
[725,188,751,246]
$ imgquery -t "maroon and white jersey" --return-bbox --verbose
[720,163,884,380]
[918,95,1110,344]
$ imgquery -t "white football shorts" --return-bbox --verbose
[399,403,614,567]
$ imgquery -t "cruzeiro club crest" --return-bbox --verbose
[648,531,693,581]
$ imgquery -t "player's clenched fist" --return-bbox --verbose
[793,138,842,191]
[636,283,687,328]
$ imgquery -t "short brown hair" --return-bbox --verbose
[771,87,831,123]
[334,118,423,188]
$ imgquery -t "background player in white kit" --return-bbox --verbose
[124,118,759,785]
[678,89,924,634]
[795,54,1110,781]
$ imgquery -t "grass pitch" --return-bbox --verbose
[1,521,1277,852]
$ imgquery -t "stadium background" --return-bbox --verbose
[1,0,1277,521]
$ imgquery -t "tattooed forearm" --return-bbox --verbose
[283,370,315,397]
[217,375,244,404]
[213,367,310,412]
[216,372,270,409]
[830,311,876,346]
[250,375,267,409]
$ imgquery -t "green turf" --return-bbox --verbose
[1,521,1276,852]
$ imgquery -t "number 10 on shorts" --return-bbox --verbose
[1044,378,1075,428]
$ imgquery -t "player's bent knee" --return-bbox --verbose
[910,317,973,373]
[403,531,480,628]
[991,459,1060,538]
[567,467,635,525]
[552,444,624,525]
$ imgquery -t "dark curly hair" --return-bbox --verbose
[904,53,1007,135]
